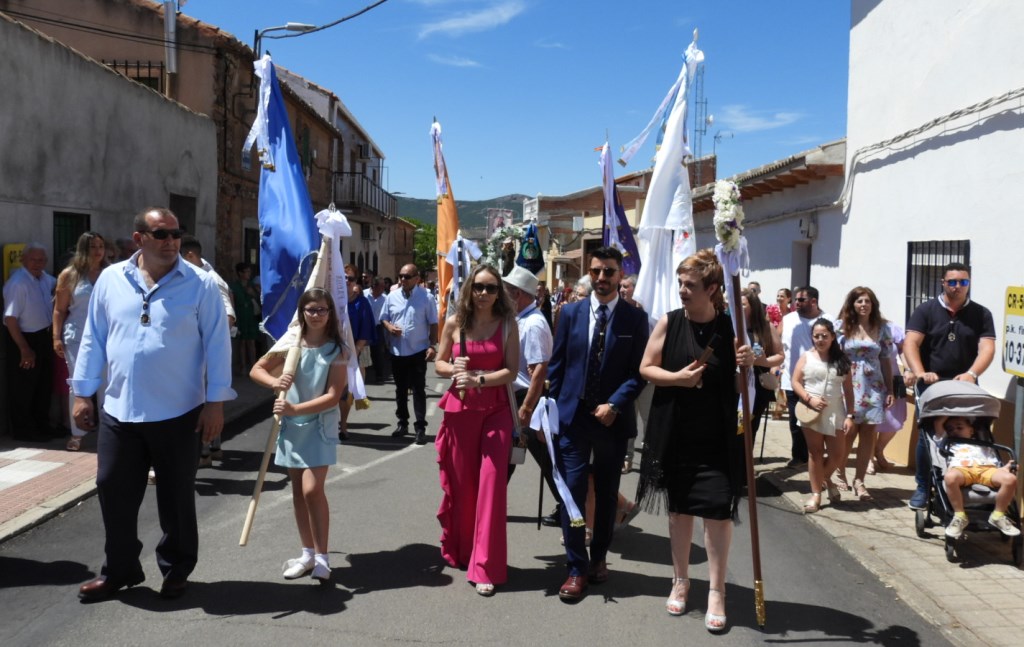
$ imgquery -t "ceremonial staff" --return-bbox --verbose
[712,180,766,627]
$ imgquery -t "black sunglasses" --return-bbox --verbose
[472,282,499,295]
[588,267,618,278]
[398,273,416,280]
[345,276,357,283]
[140,228,184,240]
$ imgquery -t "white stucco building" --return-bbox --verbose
[837,0,1024,405]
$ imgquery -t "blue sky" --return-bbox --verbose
[184,0,850,201]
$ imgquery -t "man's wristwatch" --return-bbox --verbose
[607,402,620,414]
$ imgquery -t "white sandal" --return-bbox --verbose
[475,582,495,596]
[666,577,689,616]
[705,588,727,633]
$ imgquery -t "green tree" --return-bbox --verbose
[409,219,437,272]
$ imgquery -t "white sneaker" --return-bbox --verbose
[282,558,313,579]
[989,513,1021,537]
[312,561,331,582]
[945,515,968,539]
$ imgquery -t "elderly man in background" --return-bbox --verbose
[502,266,556,496]
[380,264,438,445]
[4,243,58,441]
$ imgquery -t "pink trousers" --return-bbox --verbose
[435,405,512,585]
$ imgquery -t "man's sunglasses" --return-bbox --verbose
[945,279,970,288]
[139,228,184,240]
[472,283,499,295]
[795,297,809,302]
[398,273,416,280]
[588,267,618,278]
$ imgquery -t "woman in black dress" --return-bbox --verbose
[636,249,753,633]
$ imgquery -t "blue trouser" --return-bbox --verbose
[554,409,628,576]
[914,422,931,492]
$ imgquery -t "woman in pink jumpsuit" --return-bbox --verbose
[434,264,520,596]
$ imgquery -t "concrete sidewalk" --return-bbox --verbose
[0,375,274,544]
[753,416,1024,647]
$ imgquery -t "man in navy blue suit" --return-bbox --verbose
[547,246,649,601]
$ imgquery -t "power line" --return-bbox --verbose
[265,0,391,41]
[2,7,219,54]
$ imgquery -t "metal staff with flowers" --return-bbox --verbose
[712,179,767,628]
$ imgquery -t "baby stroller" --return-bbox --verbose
[914,380,1022,564]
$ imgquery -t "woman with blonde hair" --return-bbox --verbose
[434,264,519,596]
[637,249,754,632]
[53,231,109,450]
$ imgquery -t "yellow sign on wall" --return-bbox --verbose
[3,243,26,282]
[1002,286,1024,378]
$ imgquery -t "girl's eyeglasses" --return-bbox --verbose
[303,307,330,317]
[472,283,499,295]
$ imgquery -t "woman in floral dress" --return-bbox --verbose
[833,287,893,500]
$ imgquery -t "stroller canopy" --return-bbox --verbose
[917,380,1001,420]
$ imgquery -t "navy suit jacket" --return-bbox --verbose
[547,298,649,438]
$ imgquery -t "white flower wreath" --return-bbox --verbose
[712,179,744,251]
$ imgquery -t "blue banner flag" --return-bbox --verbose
[516,222,544,273]
[244,56,320,340]
[600,142,641,276]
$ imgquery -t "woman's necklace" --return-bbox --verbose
[691,318,715,344]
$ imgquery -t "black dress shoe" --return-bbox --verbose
[159,575,189,599]
[391,424,409,438]
[78,575,143,603]
[414,428,427,445]
[541,505,562,527]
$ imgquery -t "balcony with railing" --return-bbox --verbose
[332,172,397,220]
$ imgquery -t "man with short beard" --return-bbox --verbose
[780,286,831,469]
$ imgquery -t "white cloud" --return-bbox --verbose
[534,38,568,50]
[719,104,803,133]
[418,0,525,39]
[428,53,482,67]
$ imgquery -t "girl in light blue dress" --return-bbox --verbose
[52,232,109,450]
[250,288,348,582]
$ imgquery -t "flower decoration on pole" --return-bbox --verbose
[481,224,524,268]
[712,180,745,252]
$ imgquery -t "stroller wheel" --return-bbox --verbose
[944,537,957,562]
[915,509,929,538]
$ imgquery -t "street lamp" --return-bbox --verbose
[253,22,316,59]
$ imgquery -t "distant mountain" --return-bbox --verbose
[396,194,532,231]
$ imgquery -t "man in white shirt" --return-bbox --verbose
[502,267,555,491]
[3,243,57,441]
[780,286,830,468]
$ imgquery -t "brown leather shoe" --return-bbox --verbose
[78,576,142,603]
[588,560,609,584]
[558,574,588,602]
[159,574,189,599]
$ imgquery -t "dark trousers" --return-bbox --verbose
[391,350,427,431]
[370,325,390,383]
[555,409,627,576]
[914,426,931,493]
[96,406,202,582]
[5,328,52,436]
[785,390,809,462]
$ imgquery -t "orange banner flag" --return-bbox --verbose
[432,120,459,321]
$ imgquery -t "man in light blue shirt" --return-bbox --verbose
[72,207,236,603]
[380,264,438,444]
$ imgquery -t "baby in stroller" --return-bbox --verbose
[937,415,1020,539]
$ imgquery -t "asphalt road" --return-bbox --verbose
[0,377,954,646]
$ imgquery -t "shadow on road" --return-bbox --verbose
[118,579,354,617]
[0,556,94,588]
[333,542,453,593]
